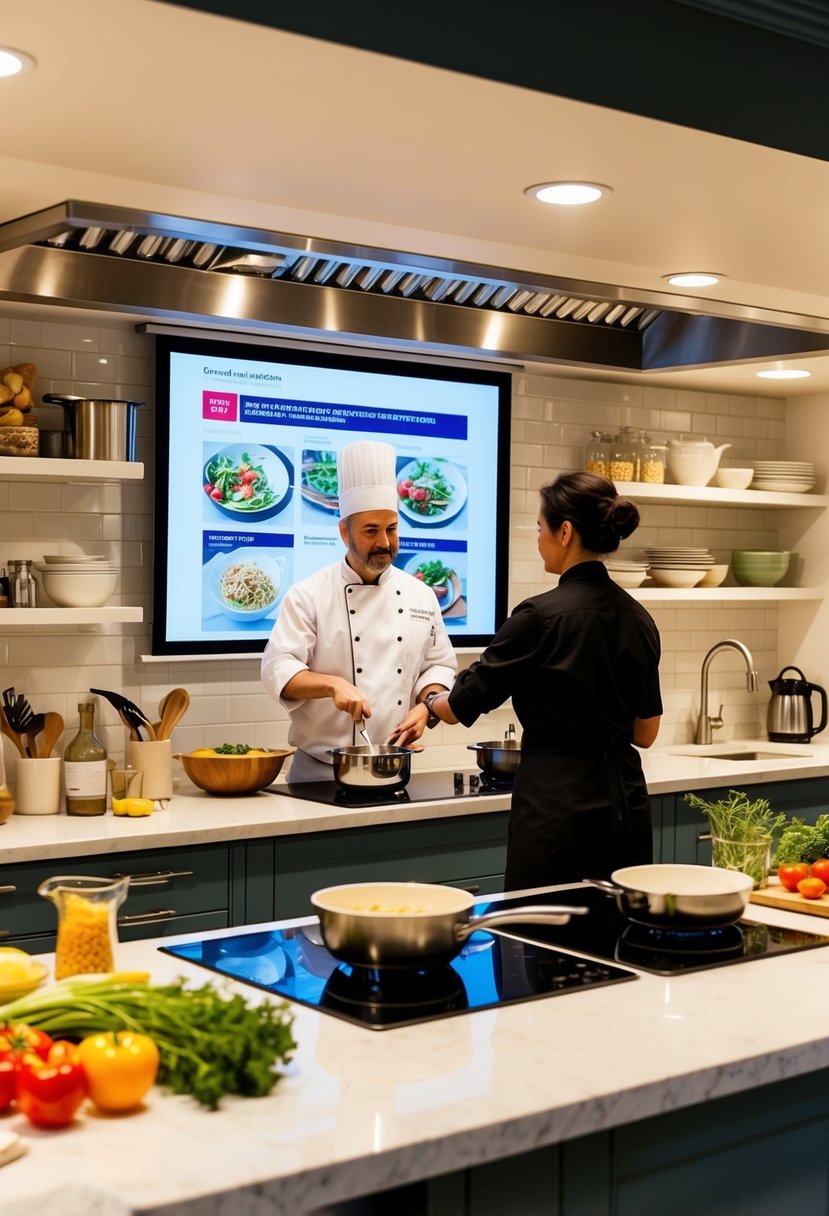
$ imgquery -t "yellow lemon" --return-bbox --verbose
[112,796,153,817]
[0,947,42,984]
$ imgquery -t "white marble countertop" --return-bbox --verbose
[2,889,829,1215]
[2,741,829,864]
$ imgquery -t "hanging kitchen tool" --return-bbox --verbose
[156,688,190,741]
[767,666,828,743]
[311,881,590,969]
[37,712,65,760]
[89,689,156,741]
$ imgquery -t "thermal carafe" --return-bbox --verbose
[767,665,828,743]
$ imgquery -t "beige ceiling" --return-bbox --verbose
[2,0,829,395]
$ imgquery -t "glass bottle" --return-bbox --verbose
[584,430,609,477]
[0,566,8,608]
[609,427,637,482]
[9,560,36,608]
[64,701,107,816]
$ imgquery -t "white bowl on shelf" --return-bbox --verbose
[648,567,707,589]
[714,468,754,490]
[39,568,118,608]
[606,568,648,589]
[697,564,729,587]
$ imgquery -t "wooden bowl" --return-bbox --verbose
[175,749,294,795]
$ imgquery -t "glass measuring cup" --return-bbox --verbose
[38,874,130,979]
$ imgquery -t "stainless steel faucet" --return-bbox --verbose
[695,639,759,744]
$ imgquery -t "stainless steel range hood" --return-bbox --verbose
[2,200,829,371]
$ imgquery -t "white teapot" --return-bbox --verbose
[666,438,731,486]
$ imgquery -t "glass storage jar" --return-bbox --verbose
[584,430,610,477]
[641,441,667,484]
[609,427,637,482]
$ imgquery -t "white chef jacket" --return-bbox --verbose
[261,559,457,768]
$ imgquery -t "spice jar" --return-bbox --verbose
[584,430,610,477]
[641,442,667,484]
[38,874,129,979]
[609,427,637,482]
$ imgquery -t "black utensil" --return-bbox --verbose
[3,687,36,734]
[89,688,156,741]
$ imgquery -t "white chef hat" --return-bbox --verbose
[338,440,398,518]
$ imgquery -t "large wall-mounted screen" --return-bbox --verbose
[152,333,512,656]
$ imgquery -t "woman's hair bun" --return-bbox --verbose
[609,497,640,540]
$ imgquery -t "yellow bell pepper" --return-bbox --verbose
[77,1031,160,1112]
[111,797,154,817]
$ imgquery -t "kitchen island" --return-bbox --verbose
[2,891,829,1216]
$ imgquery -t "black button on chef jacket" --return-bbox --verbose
[448,561,662,751]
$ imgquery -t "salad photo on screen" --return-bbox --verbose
[396,457,468,525]
[203,443,293,522]
[301,450,340,513]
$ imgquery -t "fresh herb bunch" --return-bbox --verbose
[0,977,296,1109]
[414,560,454,587]
[773,815,829,865]
[684,789,788,840]
[212,742,255,755]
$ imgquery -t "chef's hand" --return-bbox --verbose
[331,678,372,723]
[385,704,428,750]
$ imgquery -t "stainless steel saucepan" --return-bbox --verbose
[328,744,413,790]
[311,880,590,968]
[467,739,521,779]
[589,863,754,929]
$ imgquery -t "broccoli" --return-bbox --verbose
[773,815,829,865]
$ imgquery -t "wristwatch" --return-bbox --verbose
[423,690,445,729]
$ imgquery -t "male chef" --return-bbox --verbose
[261,439,457,782]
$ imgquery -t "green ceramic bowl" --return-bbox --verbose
[731,550,790,587]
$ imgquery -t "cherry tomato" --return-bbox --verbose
[798,876,827,900]
[810,859,829,885]
[777,862,811,892]
[241,469,258,484]
[239,484,254,499]
[15,1056,87,1128]
[397,480,413,498]
[209,487,223,501]
[0,1059,15,1111]
[0,1024,53,1063]
[411,486,429,502]
[414,571,425,580]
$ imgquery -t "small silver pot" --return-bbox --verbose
[43,394,143,461]
[328,744,413,790]
[467,739,521,779]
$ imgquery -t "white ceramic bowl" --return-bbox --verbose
[697,563,729,587]
[209,550,285,621]
[40,568,118,607]
[607,569,647,589]
[715,467,754,490]
[648,567,706,589]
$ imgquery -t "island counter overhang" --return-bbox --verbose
[2,895,829,1216]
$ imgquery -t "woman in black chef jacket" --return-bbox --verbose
[406,471,662,890]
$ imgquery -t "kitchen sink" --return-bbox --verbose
[667,748,813,761]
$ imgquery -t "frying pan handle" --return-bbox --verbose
[458,904,590,940]
[584,878,622,896]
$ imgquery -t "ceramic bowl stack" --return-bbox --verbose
[751,461,815,493]
[644,546,715,588]
[731,549,791,587]
[603,557,650,589]
[36,554,118,607]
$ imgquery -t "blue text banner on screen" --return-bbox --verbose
[239,396,468,439]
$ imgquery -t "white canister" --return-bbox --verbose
[125,739,173,801]
[15,756,63,815]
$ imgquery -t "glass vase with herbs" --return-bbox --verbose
[685,789,788,889]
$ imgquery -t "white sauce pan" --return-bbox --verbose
[589,863,754,929]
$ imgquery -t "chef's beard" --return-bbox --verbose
[358,548,394,576]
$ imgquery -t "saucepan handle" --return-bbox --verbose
[456,904,590,941]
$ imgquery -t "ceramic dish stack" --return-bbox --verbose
[602,557,650,589]
[751,461,815,493]
[644,546,715,588]
[35,554,118,607]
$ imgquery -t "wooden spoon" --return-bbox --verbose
[157,688,190,741]
[0,710,26,758]
[38,711,65,760]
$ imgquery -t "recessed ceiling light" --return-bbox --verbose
[0,47,35,77]
[756,369,812,380]
[525,182,609,206]
[665,272,721,287]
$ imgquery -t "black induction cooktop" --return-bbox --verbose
[485,885,829,976]
[270,768,512,807]
[161,922,636,1030]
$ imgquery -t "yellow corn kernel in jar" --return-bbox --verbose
[55,892,114,979]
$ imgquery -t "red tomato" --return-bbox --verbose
[209,487,223,501]
[239,484,254,499]
[16,1056,87,1128]
[414,571,425,580]
[0,1024,53,1063]
[798,876,827,900]
[810,859,829,884]
[0,1059,15,1111]
[241,469,258,484]
[397,479,413,498]
[777,862,810,892]
[411,486,429,502]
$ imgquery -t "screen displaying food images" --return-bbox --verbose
[153,333,511,655]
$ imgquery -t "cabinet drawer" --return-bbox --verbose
[4,909,231,955]
[0,844,230,939]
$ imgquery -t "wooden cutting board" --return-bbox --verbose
[750,881,829,918]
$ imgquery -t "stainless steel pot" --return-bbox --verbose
[42,394,143,461]
[311,881,589,968]
[467,739,521,779]
[589,863,753,929]
[328,744,413,790]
